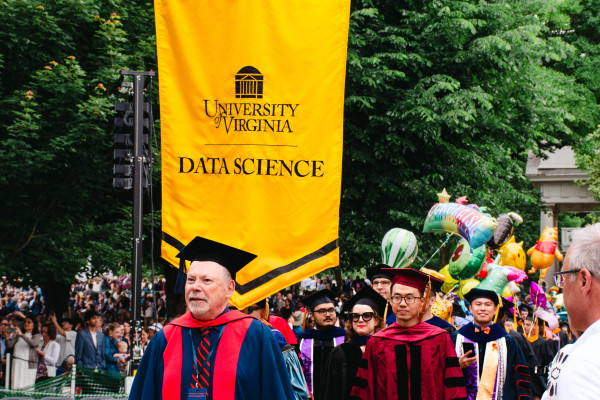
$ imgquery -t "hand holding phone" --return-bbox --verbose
[462,342,475,356]
[459,342,477,369]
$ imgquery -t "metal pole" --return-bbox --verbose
[132,73,144,328]
[70,363,76,395]
[5,353,10,389]
[120,70,155,367]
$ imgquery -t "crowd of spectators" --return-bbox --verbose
[0,275,166,389]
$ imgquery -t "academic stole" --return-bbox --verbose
[455,336,508,400]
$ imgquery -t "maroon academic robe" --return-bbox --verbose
[350,322,467,400]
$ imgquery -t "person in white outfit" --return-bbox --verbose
[35,323,60,383]
[544,223,600,400]
[6,317,40,389]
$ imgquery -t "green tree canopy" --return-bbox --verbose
[0,0,157,309]
[341,0,599,274]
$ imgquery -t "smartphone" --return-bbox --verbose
[462,342,475,356]
[7,328,15,334]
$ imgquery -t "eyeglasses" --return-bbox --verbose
[313,307,336,315]
[1,323,9,326]
[350,312,374,322]
[391,295,422,304]
[553,269,582,288]
[246,306,261,313]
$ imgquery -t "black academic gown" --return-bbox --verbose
[426,315,456,333]
[529,336,559,387]
[297,327,346,399]
[319,336,369,400]
[452,323,532,400]
[508,329,546,397]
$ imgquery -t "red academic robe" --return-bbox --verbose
[350,322,467,400]
[269,314,298,345]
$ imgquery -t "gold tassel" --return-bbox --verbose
[263,302,270,322]
[302,309,307,331]
[493,294,503,324]
[418,277,432,321]
[383,302,389,320]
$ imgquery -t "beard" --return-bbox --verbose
[187,292,210,317]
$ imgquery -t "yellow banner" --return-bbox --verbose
[156,0,350,308]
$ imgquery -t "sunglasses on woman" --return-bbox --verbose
[350,312,374,322]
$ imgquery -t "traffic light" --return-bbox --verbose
[113,102,134,190]
[113,102,151,190]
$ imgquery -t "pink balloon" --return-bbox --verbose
[529,282,547,309]
[505,266,527,283]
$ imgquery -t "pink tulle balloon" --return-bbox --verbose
[530,281,547,309]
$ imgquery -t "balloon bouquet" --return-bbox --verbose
[421,189,527,299]
[379,189,565,329]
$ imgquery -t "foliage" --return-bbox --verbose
[0,0,158,289]
[2,0,600,303]
[340,0,599,276]
[557,0,600,197]
[558,211,600,227]
[574,125,600,199]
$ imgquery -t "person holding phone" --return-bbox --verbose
[452,288,532,400]
[6,317,41,389]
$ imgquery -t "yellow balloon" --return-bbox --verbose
[438,264,450,278]
[497,236,526,271]
[439,265,459,293]
[431,294,453,321]
[459,279,480,299]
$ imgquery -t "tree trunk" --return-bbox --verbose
[333,267,343,295]
[41,280,71,318]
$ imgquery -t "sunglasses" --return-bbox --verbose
[350,312,374,322]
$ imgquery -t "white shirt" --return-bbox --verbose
[56,330,77,366]
[90,329,97,348]
[300,278,312,290]
[542,344,573,400]
[550,318,600,399]
[38,340,61,377]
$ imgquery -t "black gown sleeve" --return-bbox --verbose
[318,344,348,400]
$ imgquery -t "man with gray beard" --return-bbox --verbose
[129,236,295,400]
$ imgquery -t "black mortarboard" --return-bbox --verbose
[301,289,336,310]
[256,299,267,309]
[366,264,393,282]
[176,236,257,279]
[464,288,500,306]
[518,304,531,313]
[501,297,514,310]
[342,285,387,317]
